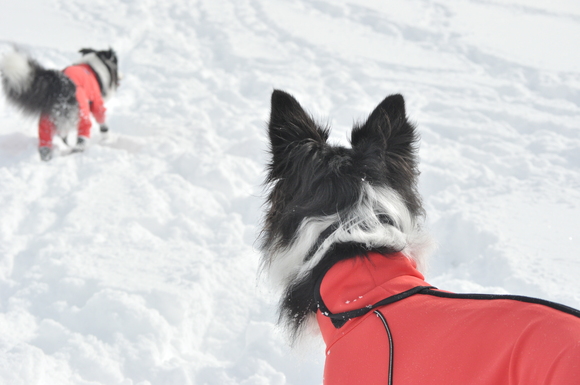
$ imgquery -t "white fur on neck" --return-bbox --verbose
[264,184,433,291]
[265,214,339,290]
[79,53,114,99]
[0,51,33,94]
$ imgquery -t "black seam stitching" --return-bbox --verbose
[419,289,580,318]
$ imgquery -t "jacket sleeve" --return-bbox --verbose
[90,95,106,125]
[323,313,391,385]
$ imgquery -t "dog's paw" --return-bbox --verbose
[38,147,53,161]
[71,136,88,153]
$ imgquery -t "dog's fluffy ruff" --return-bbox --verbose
[79,52,115,100]
[263,185,434,343]
[263,183,431,292]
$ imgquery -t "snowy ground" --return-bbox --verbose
[0,0,579,384]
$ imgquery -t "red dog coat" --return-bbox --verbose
[317,252,580,384]
[38,64,106,147]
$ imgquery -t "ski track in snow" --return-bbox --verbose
[0,0,579,384]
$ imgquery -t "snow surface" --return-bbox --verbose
[1,0,579,384]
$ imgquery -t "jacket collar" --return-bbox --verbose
[316,252,431,329]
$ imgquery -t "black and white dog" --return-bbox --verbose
[260,89,431,340]
[259,90,580,384]
[1,48,119,160]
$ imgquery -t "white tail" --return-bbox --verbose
[0,51,33,94]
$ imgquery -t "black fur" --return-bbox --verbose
[261,90,424,341]
[2,57,77,117]
[351,94,423,218]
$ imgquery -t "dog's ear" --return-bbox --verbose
[102,48,118,64]
[268,90,329,172]
[79,48,96,56]
[351,94,418,163]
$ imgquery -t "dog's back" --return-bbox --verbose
[318,253,580,384]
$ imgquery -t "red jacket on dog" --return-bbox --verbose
[38,64,106,147]
[317,253,580,384]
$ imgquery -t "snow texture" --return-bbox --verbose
[1,0,579,384]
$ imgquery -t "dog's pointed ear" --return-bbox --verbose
[268,90,329,172]
[79,48,96,56]
[269,90,328,146]
[351,94,418,163]
[104,48,118,64]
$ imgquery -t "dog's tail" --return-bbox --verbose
[1,51,73,116]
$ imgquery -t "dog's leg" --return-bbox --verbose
[38,115,55,161]
[73,93,92,153]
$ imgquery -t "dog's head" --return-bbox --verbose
[260,90,431,339]
[79,48,120,97]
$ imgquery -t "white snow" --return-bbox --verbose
[1,0,579,384]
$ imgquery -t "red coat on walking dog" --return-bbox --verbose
[38,63,108,150]
[260,90,580,385]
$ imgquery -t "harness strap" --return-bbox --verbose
[374,309,394,385]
